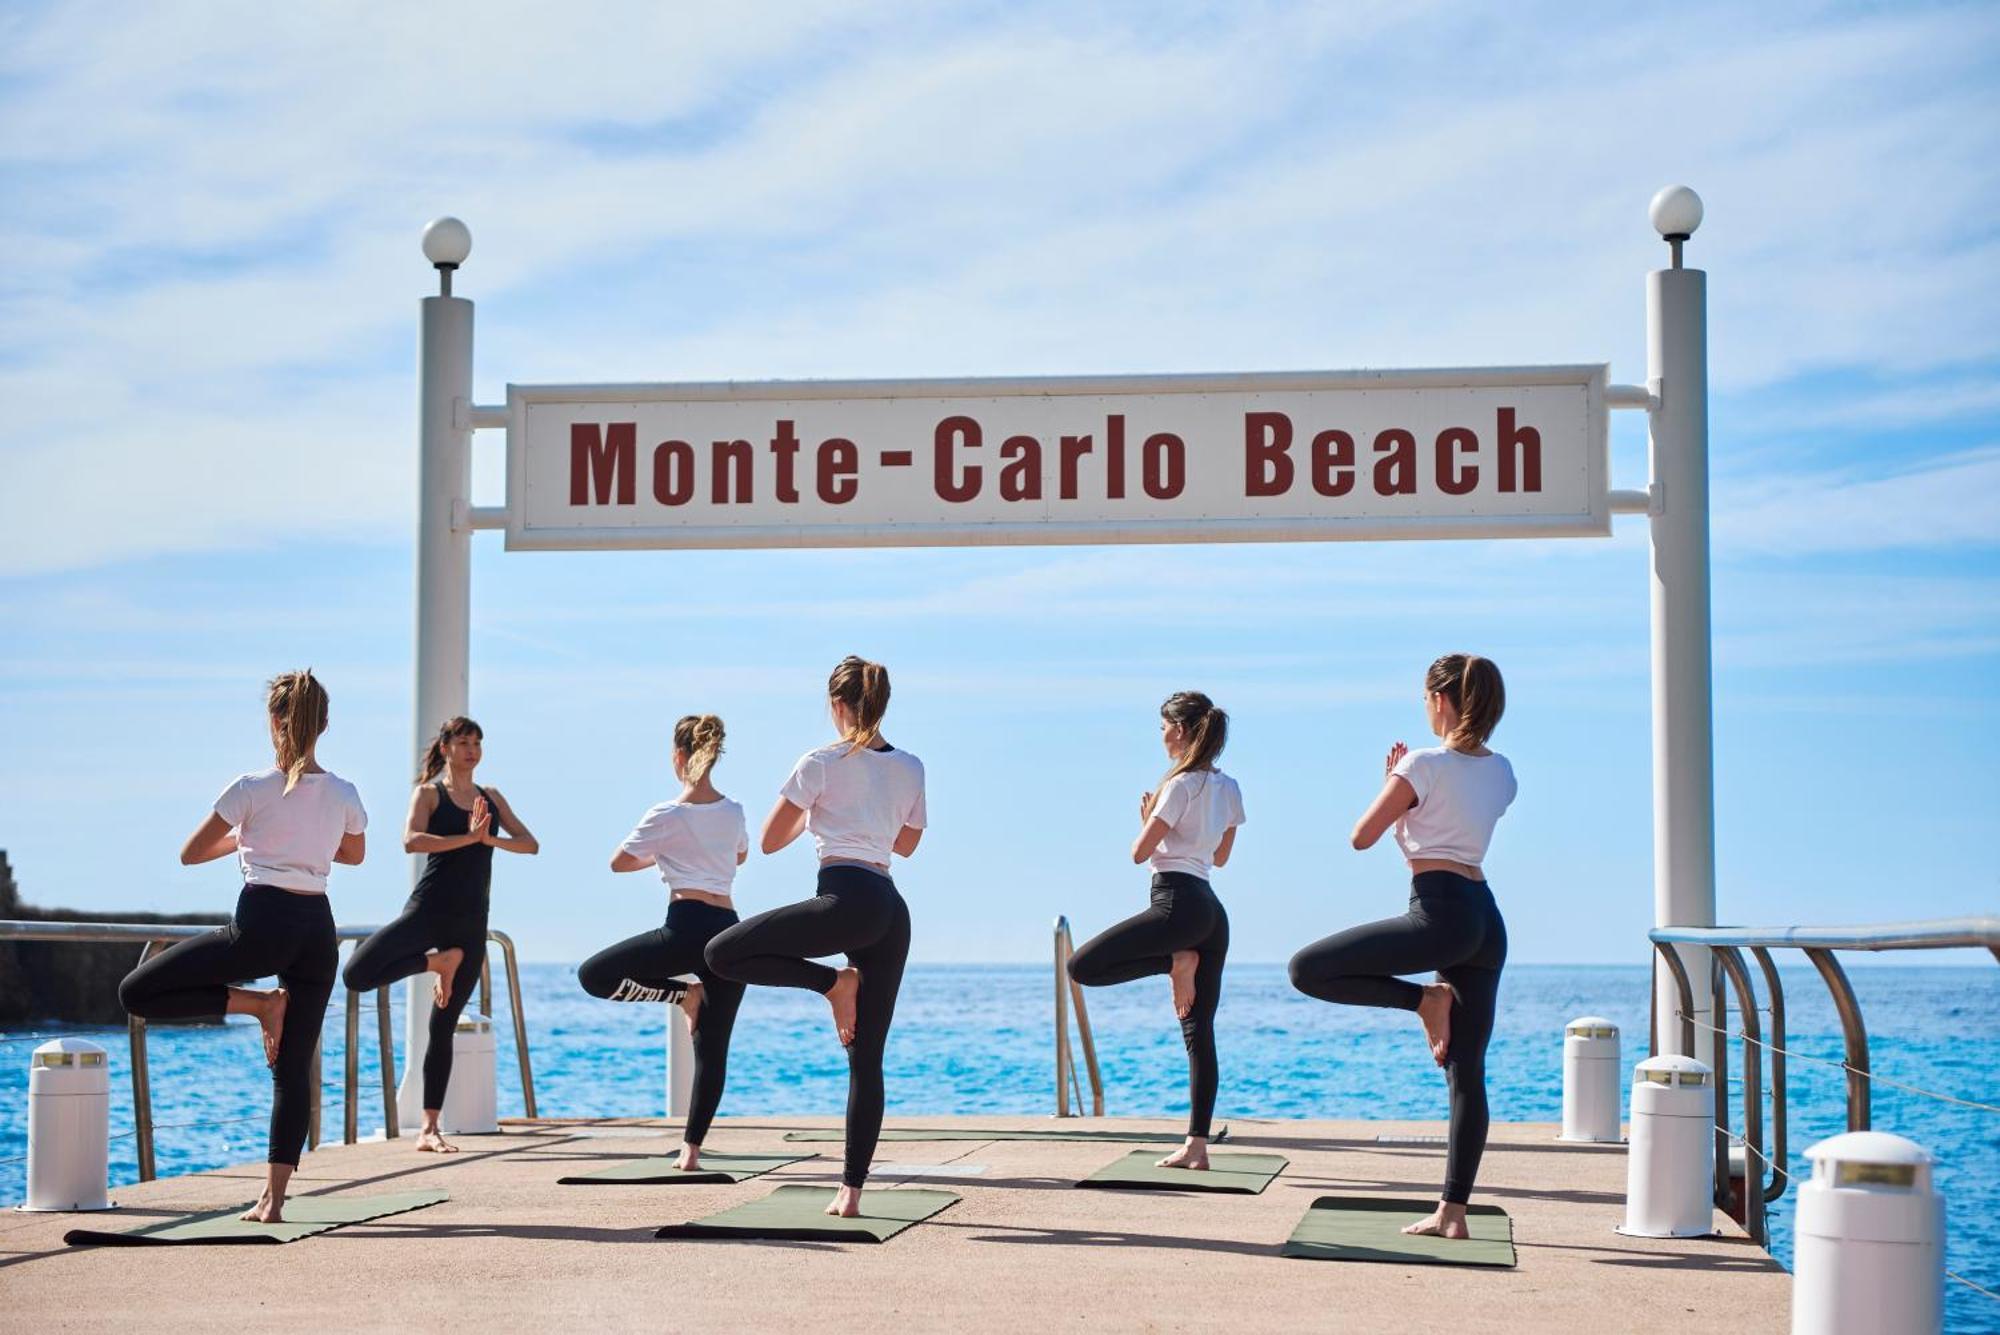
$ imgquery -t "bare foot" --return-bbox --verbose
[1401,1203,1470,1239]
[824,967,860,1047]
[255,989,288,1069]
[676,1143,701,1173]
[677,981,705,1035]
[1416,982,1455,1066]
[1168,950,1199,1019]
[428,947,465,1010]
[239,1192,285,1224]
[416,1127,459,1154]
[1156,1136,1209,1171]
[825,1185,863,1217]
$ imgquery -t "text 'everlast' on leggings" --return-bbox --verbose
[118,884,337,1166]
[703,864,910,1188]
[578,898,745,1146]
[1067,871,1230,1139]
[1287,870,1507,1204]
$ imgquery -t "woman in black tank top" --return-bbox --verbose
[344,717,538,1153]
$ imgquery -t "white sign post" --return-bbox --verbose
[405,188,1715,1123]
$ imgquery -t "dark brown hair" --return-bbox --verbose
[268,669,330,794]
[1145,691,1228,819]
[675,713,725,784]
[829,656,890,753]
[418,716,483,784]
[1426,653,1505,750]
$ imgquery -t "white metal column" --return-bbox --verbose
[401,220,476,1126]
[1645,188,1716,1062]
[667,1018,693,1120]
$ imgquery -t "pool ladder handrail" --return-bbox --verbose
[1648,915,1999,1250]
[1052,916,1104,1117]
[0,919,536,1181]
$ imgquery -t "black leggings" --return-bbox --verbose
[117,885,337,1167]
[1067,872,1229,1140]
[579,898,746,1146]
[704,865,910,1188]
[342,898,487,1111]
[1288,871,1508,1204]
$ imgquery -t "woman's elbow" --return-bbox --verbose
[519,837,541,856]
[1349,827,1374,851]
[178,848,200,867]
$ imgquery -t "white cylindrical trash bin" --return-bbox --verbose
[1620,1054,1713,1237]
[438,1013,498,1135]
[23,1037,113,1212]
[1560,1016,1622,1143]
[1791,1131,1943,1335]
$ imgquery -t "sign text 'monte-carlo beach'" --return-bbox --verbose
[504,366,1610,550]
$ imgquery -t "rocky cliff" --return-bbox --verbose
[0,851,228,1024]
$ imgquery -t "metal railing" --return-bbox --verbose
[1052,916,1104,1117]
[1,919,536,1180]
[1648,915,2000,1249]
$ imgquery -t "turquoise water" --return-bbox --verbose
[3,963,1994,1331]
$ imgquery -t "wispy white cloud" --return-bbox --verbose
[3,2,1998,574]
[1714,446,2000,556]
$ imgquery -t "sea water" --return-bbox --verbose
[3,964,1993,1332]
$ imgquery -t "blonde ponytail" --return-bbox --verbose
[674,713,726,784]
[266,669,330,794]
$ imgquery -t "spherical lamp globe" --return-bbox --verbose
[421,217,472,268]
[1648,186,1703,240]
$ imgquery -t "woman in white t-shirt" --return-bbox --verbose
[117,670,367,1225]
[705,656,925,1218]
[1068,691,1244,1172]
[1289,653,1516,1241]
[579,714,749,1172]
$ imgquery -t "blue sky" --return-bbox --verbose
[2,2,1995,963]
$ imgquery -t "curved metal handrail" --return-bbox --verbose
[1648,916,1999,1247]
[0,918,536,1179]
[1052,917,1104,1117]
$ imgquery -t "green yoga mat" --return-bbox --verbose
[783,1124,1228,1144]
[654,1184,958,1243]
[560,1152,809,1185]
[64,1189,448,1247]
[1075,1149,1287,1194]
[1281,1196,1516,1267]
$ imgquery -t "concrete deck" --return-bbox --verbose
[0,1116,1789,1332]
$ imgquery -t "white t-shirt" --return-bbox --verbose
[778,741,927,866]
[1391,746,1517,867]
[618,797,749,896]
[214,767,368,895]
[1147,768,1246,879]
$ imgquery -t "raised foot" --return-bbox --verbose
[1401,1204,1470,1239]
[1167,950,1199,1019]
[1416,982,1455,1066]
[676,1143,701,1173]
[825,1185,863,1217]
[677,980,705,1035]
[415,1127,459,1154]
[824,967,860,1047]
[428,947,465,1010]
[239,1193,285,1225]
[1155,1136,1209,1171]
[253,989,288,1069]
